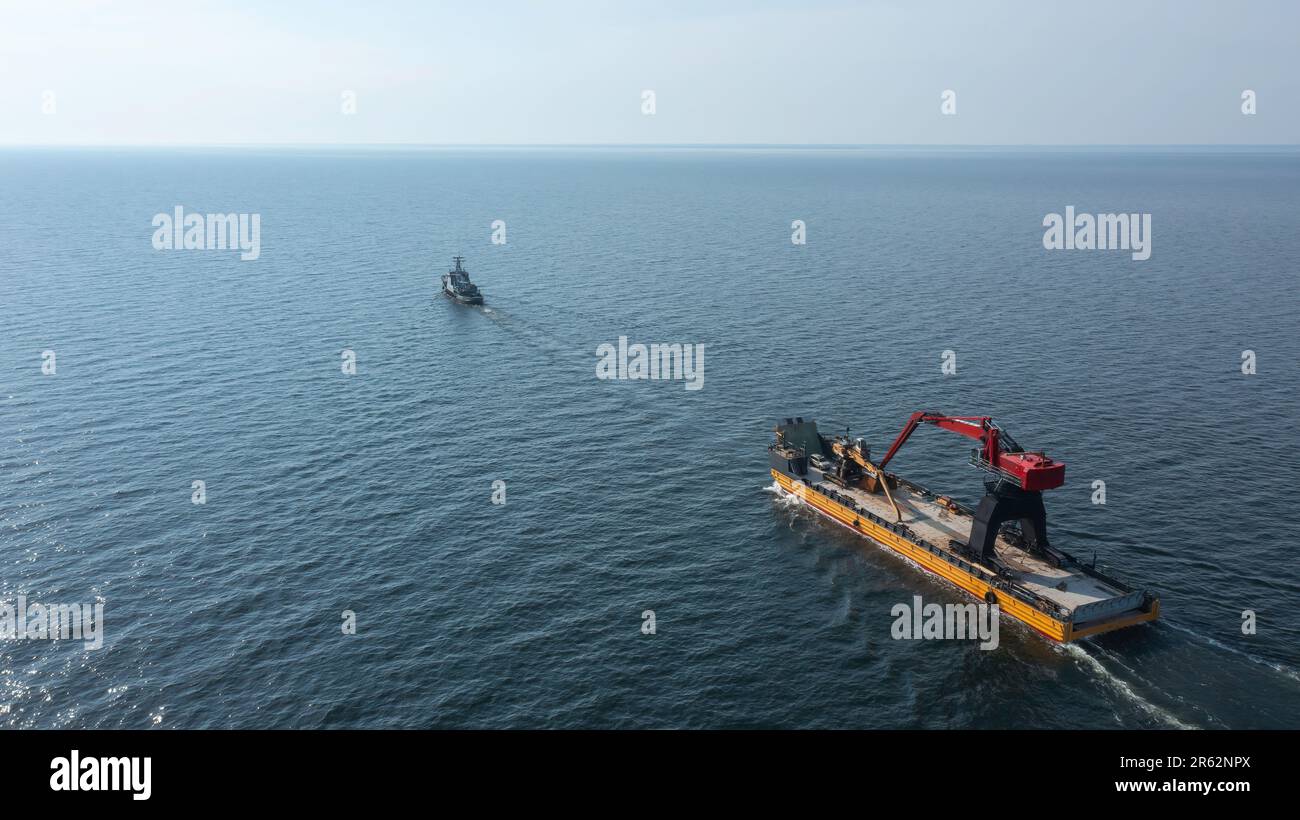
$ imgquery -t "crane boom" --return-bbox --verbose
[877,411,1065,492]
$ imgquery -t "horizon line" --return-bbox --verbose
[1,142,1298,151]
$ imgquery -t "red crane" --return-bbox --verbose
[876,412,1065,492]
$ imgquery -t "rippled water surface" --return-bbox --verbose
[2,147,1298,728]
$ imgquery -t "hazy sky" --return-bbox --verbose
[2,0,1297,145]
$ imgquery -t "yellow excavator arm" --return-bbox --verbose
[829,439,903,522]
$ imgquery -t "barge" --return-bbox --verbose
[769,415,1158,642]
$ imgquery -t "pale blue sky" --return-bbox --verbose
[2,0,1296,145]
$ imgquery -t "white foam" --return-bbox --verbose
[765,480,802,508]
[1060,643,1196,729]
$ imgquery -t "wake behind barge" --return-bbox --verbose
[769,415,1158,642]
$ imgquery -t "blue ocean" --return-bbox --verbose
[2,147,1298,728]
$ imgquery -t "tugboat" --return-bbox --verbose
[441,256,484,305]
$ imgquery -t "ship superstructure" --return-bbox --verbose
[441,256,484,304]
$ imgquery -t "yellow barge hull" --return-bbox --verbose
[771,468,1159,643]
